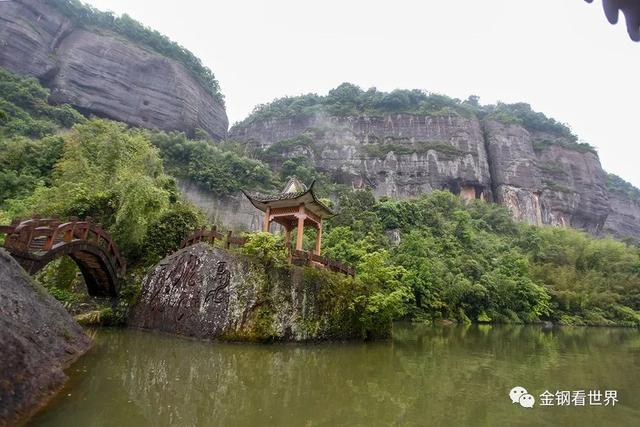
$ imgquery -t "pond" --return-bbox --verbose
[31,324,640,426]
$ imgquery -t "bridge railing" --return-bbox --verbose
[1,216,126,276]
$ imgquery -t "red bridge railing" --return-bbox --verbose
[1,216,126,276]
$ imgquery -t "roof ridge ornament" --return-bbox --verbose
[282,176,307,194]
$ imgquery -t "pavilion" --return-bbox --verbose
[242,178,334,256]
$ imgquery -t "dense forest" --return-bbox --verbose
[1,68,639,327]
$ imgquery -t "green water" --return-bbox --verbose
[31,324,640,426]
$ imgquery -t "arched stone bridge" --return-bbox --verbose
[0,217,126,297]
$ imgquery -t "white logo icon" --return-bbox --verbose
[519,393,535,408]
[510,386,535,408]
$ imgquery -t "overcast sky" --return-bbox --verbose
[83,0,640,187]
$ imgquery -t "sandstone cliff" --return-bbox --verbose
[603,188,640,240]
[0,249,92,426]
[0,0,228,139]
[230,112,639,240]
[232,113,492,199]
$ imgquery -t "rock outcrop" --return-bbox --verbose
[0,249,91,426]
[0,0,228,139]
[484,121,610,232]
[177,179,264,231]
[603,191,640,240]
[232,113,493,199]
[129,244,381,341]
[230,112,627,237]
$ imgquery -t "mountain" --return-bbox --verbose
[0,0,228,139]
[1,1,638,241]
[228,85,640,241]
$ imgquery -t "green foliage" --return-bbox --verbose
[240,232,288,267]
[235,83,578,142]
[0,67,84,138]
[531,137,596,154]
[259,132,317,163]
[354,251,413,331]
[46,0,223,102]
[236,83,474,127]
[35,256,80,291]
[235,84,594,156]
[4,119,184,265]
[484,102,579,142]
[360,140,464,159]
[607,173,640,202]
[301,266,398,340]
[149,131,277,196]
[0,135,65,204]
[46,286,79,304]
[322,190,640,326]
[141,202,204,264]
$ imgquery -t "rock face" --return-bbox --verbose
[177,179,264,231]
[0,249,91,426]
[0,0,227,139]
[129,244,378,341]
[484,121,610,232]
[232,113,493,199]
[229,112,637,239]
[603,191,640,240]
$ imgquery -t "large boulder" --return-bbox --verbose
[0,249,92,426]
[129,244,380,341]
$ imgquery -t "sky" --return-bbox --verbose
[83,0,640,188]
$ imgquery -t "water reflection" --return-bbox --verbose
[31,324,640,426]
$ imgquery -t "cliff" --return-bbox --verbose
[0,249,92,426]
[129,244,386,341]
[230,111,639,240]
[604,188,640,240]
[0,0,228,139]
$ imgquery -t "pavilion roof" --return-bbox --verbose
[242,178,334,218]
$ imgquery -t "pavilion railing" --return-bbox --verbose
[291,250,356,277]
[180,226,356,277]
[179,225,247,250]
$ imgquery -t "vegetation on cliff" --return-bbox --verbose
[235,82,585,147]
[240,233,410,338]
[607,173,640,202]
[45,0,224,103]
[149,131,277,196]
[2,67,639,328]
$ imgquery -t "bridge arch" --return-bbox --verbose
[1,217,126,297]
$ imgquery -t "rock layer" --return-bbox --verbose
[0,0,228,139]
[604,191,640,240]
[232,113,493,199]
[0,249,91,426]
[230,113,637,239]
[129,244,380,341]
[484,121,610,232]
